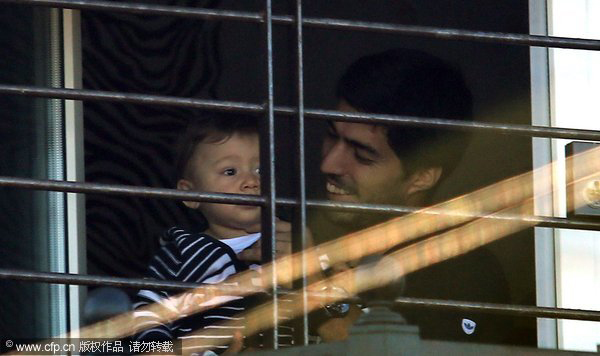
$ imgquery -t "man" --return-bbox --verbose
[311,48,524,345]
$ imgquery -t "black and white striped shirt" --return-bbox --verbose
[133,227,294,354]
[133,227,254,354]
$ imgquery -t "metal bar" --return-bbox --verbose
[298,108,600,141]
[299,17,600,51]
[0,84,263,112]
[3,0,263,22]
[304,198,600,232]
[260,0,278,348]
[2,84,600,141]
[293,0,309,345]
[0,268,348,298]
[0,268,223,291]
[302,199,600,231]
[0,176,265,205]
[7,0,600,51]
[2,268,600,322]
[394,297,600,322]
[2,176,600,232]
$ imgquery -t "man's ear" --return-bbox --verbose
[177,179,200,209]
[406,167,443,197]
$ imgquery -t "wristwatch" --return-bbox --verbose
[319,285,352,318]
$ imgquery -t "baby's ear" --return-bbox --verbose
[177,179,200,209]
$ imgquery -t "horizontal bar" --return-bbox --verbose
[3,0,263,22]
[300,17,600,51]
[2,268,599,323]
[0,268,351,299]
[6,0,600,51]
[304,199,600,232]
[394,297,600,322]
[0,176,265,205]
[0,268,203,291]
[299,108,600,141]
[2,176,600,233]
[2,84,600,141]
[0,84,263,113]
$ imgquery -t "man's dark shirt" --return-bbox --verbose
[309,213,535,346]
[394,247,524,345]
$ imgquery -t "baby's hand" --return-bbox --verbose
[238,218,292,263]
[173,291,204,316]
[238,218,296,289]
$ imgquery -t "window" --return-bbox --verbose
[1,0,599,353]
[548,0,600,351]
[0,5,67,338]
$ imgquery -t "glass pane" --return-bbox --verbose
[0,5,66,338]
[549,0,600,351]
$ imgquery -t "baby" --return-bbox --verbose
[133,113,291,354]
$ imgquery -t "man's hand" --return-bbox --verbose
[311,261,363,342]
[316,304,362,342]
[221,331,244,355]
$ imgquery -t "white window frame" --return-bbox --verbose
[63,9,86,334]
[529,0,558,349]
[531,0,600,352]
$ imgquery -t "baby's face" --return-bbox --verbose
[178,132,261,238]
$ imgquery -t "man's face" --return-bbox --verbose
[320,103,414,227]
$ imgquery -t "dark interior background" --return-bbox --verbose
[82,0,535,341]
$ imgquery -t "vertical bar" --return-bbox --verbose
[260,0,278,349]
[292,0,309,345]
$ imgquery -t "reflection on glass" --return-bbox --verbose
[0,5,66,338]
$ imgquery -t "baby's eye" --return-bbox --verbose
[223,168,237,176]
[254,167,260,175]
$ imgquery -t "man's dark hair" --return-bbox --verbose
[337,48,473,182]
[175,112,259,181]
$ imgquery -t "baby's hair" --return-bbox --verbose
[175,112,259,181]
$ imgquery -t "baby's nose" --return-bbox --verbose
[242,173,260,191]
